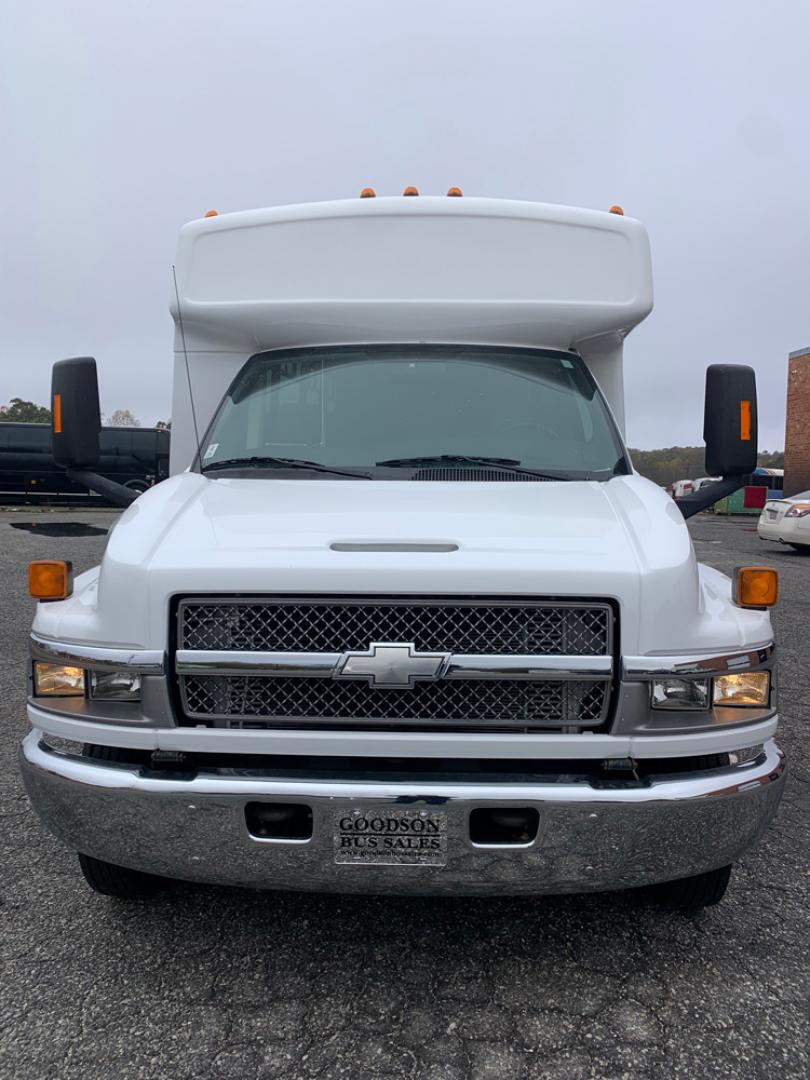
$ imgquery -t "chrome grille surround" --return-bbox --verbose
[176,597,615,732]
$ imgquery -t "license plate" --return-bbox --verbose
[768,510,778,519]
[334,807,448,866]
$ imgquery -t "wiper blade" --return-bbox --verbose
[375,454,568,480]
[376,454,520,467]
[202,456,372,479]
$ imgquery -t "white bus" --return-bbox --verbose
[20,192,784,911]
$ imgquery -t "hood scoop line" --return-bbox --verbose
[330,542,459,553]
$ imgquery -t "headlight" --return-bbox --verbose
[651,678,710,710]
[713,672,770,707]
[89,670,141,702]
[33,662,85,697]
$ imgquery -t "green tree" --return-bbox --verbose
[630,446,785,486]
[0,398,51,423]
[757,450,784,469]
[629,447,706,486]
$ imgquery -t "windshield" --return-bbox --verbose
[199,345,627,479]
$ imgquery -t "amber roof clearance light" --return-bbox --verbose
[609,205,624,215]
[204,210,219,218]
[447,186,463,197]
[359,188,376,198]
[402,186,419,196]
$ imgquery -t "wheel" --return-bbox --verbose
[78,744,171,897]
[77,852,167,898]
[123,479,150,495]
[647,864,732,911]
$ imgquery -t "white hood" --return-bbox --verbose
[35,472,771,656]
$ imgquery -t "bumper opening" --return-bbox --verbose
[469,806,540,846]
[246,801,313,841]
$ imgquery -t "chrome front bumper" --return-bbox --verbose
[20,731,786,896]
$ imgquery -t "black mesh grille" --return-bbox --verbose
[179,599,611,656]
[180,674,609,730]
[176,597,614,733]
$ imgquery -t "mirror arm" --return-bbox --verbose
[675,476,744,520]
[65,469,138,508]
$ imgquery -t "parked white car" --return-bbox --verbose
[758,490,810,551]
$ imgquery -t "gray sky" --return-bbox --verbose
[2,0,808,450]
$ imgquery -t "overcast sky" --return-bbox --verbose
[1,0,807,449]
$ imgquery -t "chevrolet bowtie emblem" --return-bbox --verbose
[335,642,450,689]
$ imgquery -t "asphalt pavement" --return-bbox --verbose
[0,509,807,1079]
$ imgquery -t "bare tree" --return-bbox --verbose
[107,409,141,428]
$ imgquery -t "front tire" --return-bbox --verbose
[77,852,167,898]
[647,864,732,911]
[78,743,172,897]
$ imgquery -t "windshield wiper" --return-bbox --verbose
[377,455,520,466]
[202,456,372,479]
[374,454,569,480]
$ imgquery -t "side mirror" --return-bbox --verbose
[51,357,101,469]
[703,364,758,477]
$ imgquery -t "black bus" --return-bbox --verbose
[0,423,170,505]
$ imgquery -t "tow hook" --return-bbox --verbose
[150,750,189,768]
[142,750,194,780]
[601,757,641,782]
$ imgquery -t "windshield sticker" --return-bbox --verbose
[203,443,219,460]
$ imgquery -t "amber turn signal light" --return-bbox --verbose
[734,566,778,608]
[740,399,752,441]
[28,560,73,601]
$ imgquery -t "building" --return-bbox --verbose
[783,346,810,497]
